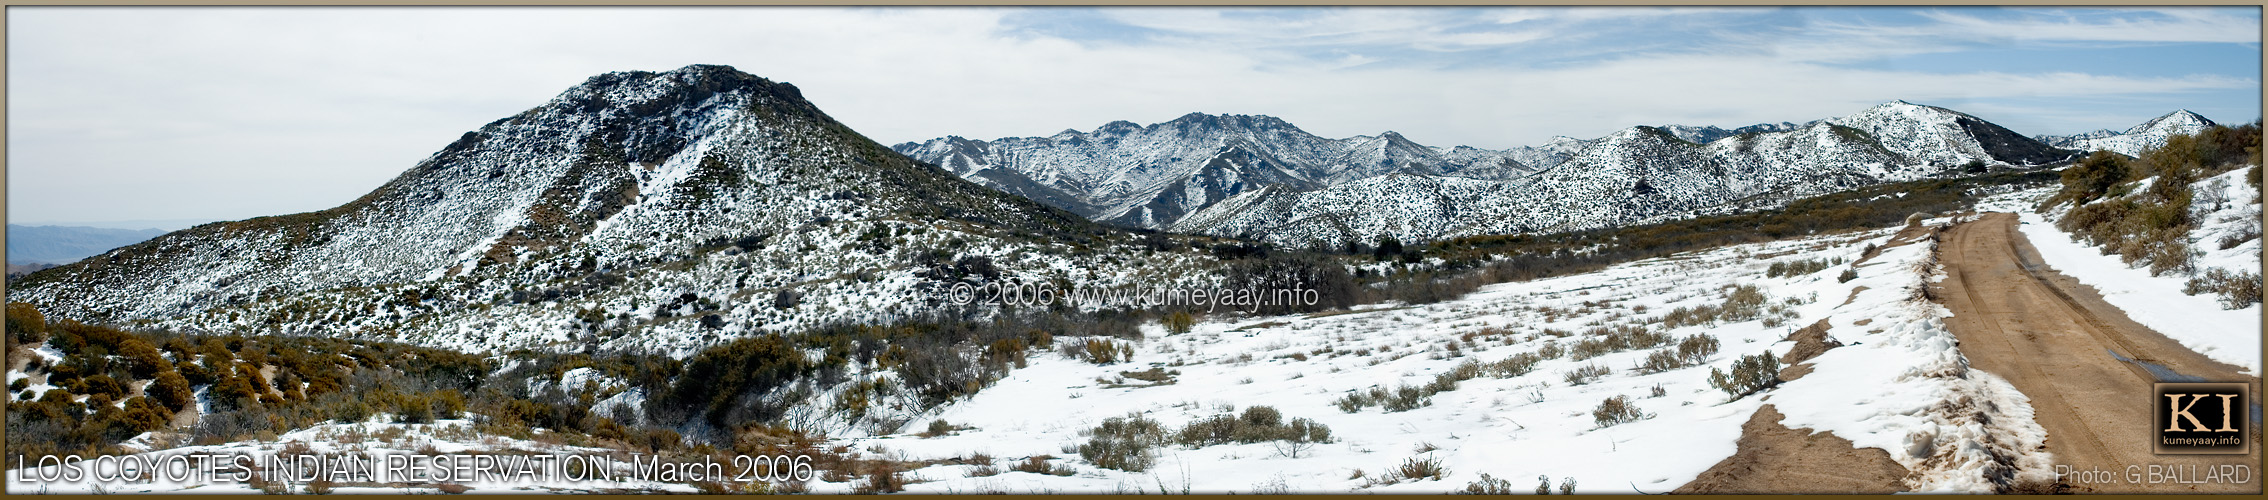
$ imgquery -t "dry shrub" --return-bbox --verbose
[1392,455,1448,482]
[1011,455,1073,476]
[1591,395,1648,428]
[1562,364,1611,386]
[1460,473,1518,495]
[2185,268,2263,309]
[1077,413,1166,472]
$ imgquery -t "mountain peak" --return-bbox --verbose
[2130,109,2215,134]
[566,64,776,99]
[1159,112,1298,132]
[545,64,817,129]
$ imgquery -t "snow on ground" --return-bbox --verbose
[1993,175,2263,373]
[782,218,2049,494]
[6,215,2066,494]
[5,417,699,495]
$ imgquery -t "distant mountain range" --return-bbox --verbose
[891,114,1542,229]
[6,225,168,265]
[906,100,2149,245]
[2035,110,2217,158]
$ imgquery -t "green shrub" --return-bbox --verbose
[1708,351,1780,400]
[1078,413,1167,472]
[1838,268,1859,283]
[2054,151,2132,206]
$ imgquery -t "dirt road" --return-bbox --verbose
[1934,212,2261,494]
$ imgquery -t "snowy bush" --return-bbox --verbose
[1382,385,1431,412]
[1634,349,1683,374]
[1458,473,1518,495]
[1078,413,1167,472]
[1766,258,1838,278]
[1485,351,1544,378]
[1591,395,1648,428]
[1389,455,1448,482]
[2184,268,2263,309]
[1675,334,1720,364]
[1567,325,1671,360]
[1561,364,1611,386]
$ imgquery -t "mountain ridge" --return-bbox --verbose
[892,112,1535,229]
[11,65,1207,355]
[1169,100,2080,245]
[2037,109,2217,157]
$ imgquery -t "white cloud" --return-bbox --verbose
[1916,8,2261,44]
[5,6,2258,224]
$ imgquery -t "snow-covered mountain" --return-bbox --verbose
[8,65,1218,355]
[892,114,1535,229]
[2037,110,2216,158]
[1174,101,2077,245]
[1655,120,1816,145]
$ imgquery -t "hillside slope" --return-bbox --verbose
[10,65,1215,354]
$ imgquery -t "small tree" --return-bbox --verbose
[1374,236,1404,260]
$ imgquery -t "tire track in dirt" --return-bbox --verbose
[1933,212,2260,494]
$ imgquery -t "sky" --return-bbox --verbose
[6,6,2261,226]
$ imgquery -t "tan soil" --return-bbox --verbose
[1779,319,1841,365]
[1933,212,2261,494]
[1673,405,1911,494]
